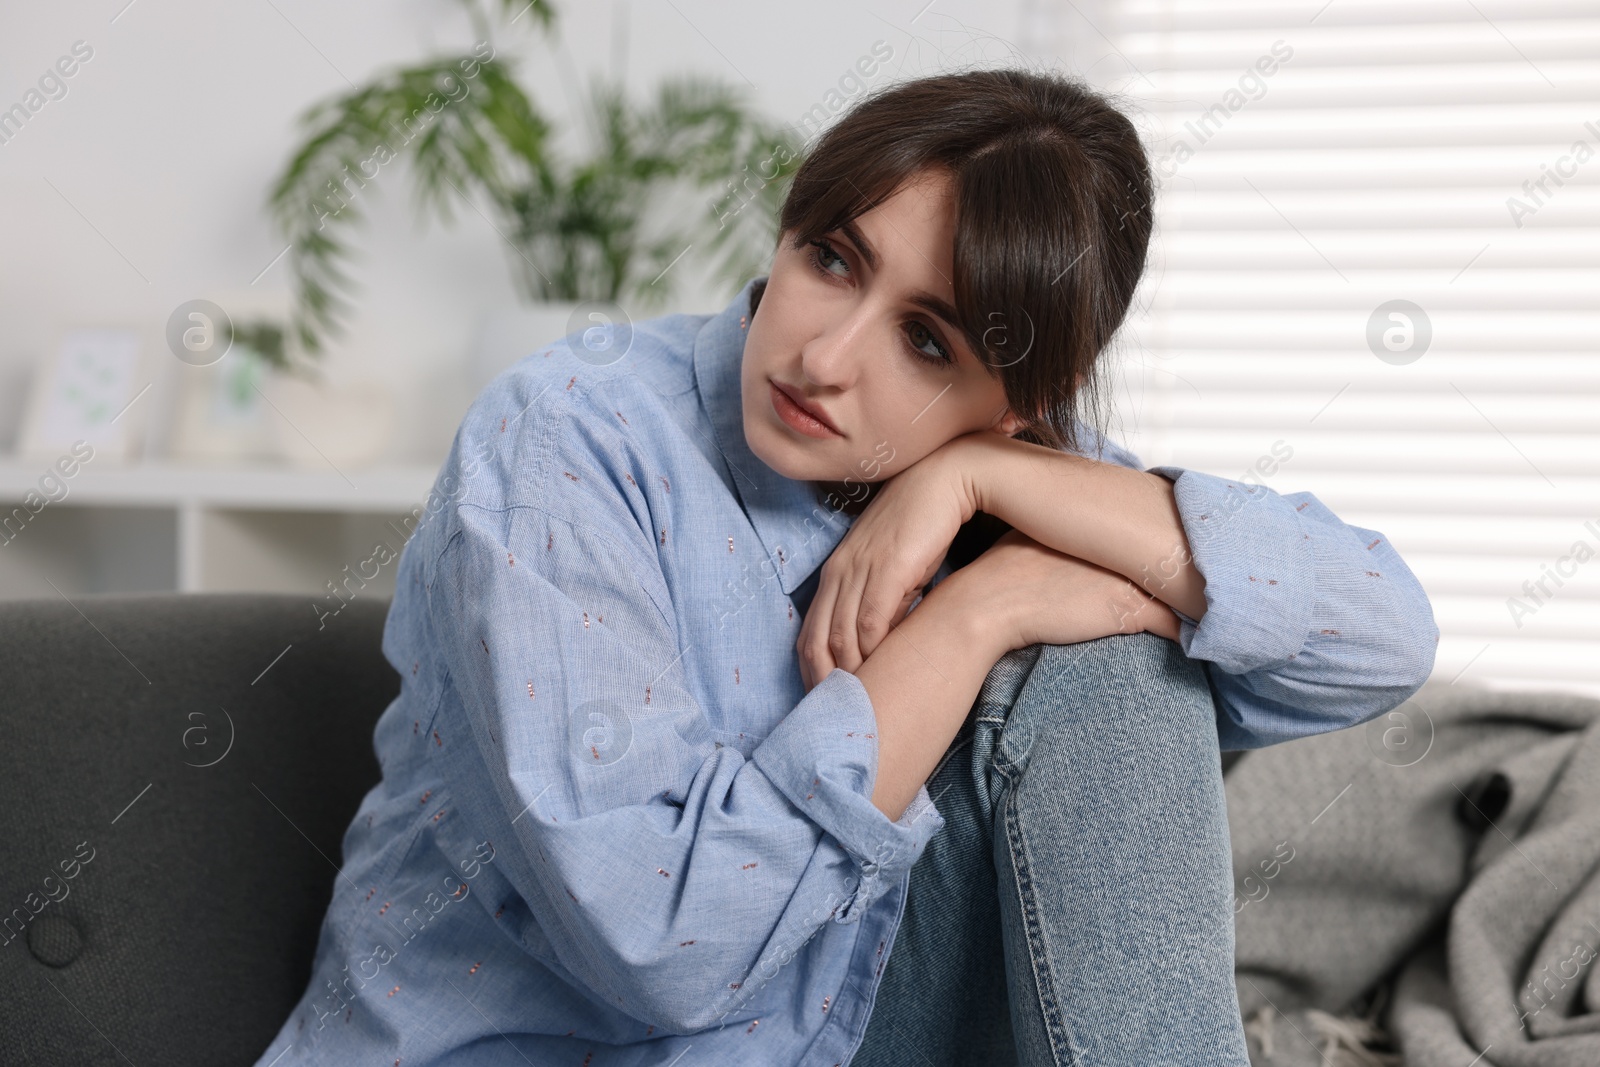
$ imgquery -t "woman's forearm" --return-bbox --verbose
[853,571,1011,822]
[956,433,1209,621]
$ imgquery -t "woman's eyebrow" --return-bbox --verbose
[839,220,881,271]
[907,291,962,334]
[838,219,963,333]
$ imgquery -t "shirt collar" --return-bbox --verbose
[693,276,855,597]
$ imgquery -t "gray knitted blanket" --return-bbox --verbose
[1224,678,1600,1067]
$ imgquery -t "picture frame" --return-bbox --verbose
[17,328,154,463]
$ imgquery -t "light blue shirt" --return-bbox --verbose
[257,276,1438,1066]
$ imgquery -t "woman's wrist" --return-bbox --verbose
[856,571,1017,821]
[917,563,1023,663]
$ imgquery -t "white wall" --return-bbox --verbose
[0,0,1117,462]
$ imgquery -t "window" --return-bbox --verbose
[1102,0,1600,697]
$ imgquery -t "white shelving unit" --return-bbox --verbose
[0,459,441,602]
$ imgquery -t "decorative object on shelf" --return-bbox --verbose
[266,0,802,363]
[168,318,287,463]
[226,319,292,374]
[262,374,396,470]
[17,329,149,463]
[164,305,391,469]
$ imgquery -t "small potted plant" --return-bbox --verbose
[267,0,802,386]
[166,315,291,463]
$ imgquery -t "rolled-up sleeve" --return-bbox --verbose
[751,681,940,918]
[1144,463,1440,750]
[422,414,942,1035]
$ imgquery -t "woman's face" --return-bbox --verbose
[741,168,1028,502]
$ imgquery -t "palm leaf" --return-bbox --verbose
[267,0,803,354]
[268,52,551,354]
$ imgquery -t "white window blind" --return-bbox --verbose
[1101,0,1600,697]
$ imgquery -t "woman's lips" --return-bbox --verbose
[770,381,843,439]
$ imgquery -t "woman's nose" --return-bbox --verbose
[799,310,869,389]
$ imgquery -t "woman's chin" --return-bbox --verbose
[747,421,829,480]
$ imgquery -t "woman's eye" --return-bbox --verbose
[904,320,953,367]
[806,238,850,278]
[806,236,953,368]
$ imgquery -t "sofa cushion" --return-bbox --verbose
[0,594,396,1066]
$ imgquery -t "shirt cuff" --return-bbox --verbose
[750,667,945,918]
[1146,465,1317,674]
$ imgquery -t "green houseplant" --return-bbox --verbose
[267,0,804,361]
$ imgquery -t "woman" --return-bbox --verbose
[256,68,1437,1066]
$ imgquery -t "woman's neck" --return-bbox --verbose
[811,478,882,517]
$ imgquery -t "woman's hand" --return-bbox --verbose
[962,527,1183,653]
[796,447,976,691]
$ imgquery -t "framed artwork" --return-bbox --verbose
[18,329,149,462]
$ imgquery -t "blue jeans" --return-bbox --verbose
[849,632,1250,1066]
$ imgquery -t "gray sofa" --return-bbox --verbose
[0,592,1250,1065]
[0,594,397,1065]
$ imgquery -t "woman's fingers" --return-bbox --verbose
[863,560,934,660]
[1141,597,1183,642]
[1116,581,1182,642]
[828,561,869,673]
[800,558,920,680]
[798,565,843,689]
[853,567,902,665]
[844,559,926,667]
[974,529,1192,650]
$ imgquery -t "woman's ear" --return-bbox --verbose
[991,372,1088,437]
[993,408,1030,437]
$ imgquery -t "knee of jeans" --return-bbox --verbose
[998,634,1216,768]
[1034,631,1208,700]
[998,639,1222,790]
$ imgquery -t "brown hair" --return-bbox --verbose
[757,66,1154,457]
